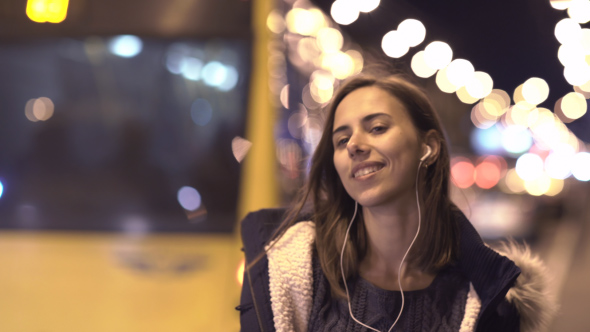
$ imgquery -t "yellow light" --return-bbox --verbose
[522,77,550,105]
[465,71,493,99]
[382,30,409,58]
[482,89,510,117]
[551,0,573,10]
[513,84,525,104]
[411,51,437,78]
[424,41,453,70]
[436,66,459,93]
[345,50,364,75]
[26,0,69,23]
[33,97,55,121]
[267,10,286,34]
[509,102,535,127]
[568,0,590,23]
[321,51,354,79]
[316,27,343,53]
[310,70,335,103]
[555,18,582,45]
[561,91,588,119]
[236,258,245,286]
[546,178,565,196]
[286,8,325,36]
[445,59,474,88]
[456,86,479,104]
[505,169,526,194]
[398,19,426,47]
[524,173,552,196]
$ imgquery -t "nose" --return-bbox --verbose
[346,134,369,158]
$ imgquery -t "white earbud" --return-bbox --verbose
[420,146,432,162]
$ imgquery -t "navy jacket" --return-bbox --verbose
[237,208,521,332]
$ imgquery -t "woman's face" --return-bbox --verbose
[332,86,423,208]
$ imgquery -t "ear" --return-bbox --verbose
[422,129,441,165]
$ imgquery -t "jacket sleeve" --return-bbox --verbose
[237,209,287,332]
[476,298,520,332]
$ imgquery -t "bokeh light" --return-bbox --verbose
[267,10,286,34]
[436,66,459,93]
[310,70,335,103]
[286,8,325,35]
[331,0,360,25]
[545,178,565,196]
[382,30,409,58]
[456,86,479,104]
[557,43,585,67]
[397,19,426,47]
[177,186,202,211]
[445,59,474,88]
[280,84,289,109]
[424,41,453,69]
[561,92,588,119]
[471,125,503,155]
[345,49,364,75]
[502,125,533,154]
[451,157,475,189]
[190,98,213,126]
[551,0,573,10]
[411,51,437,78]
[26,0,69,23]
[524,173,552,196]
[202,61,227,87]
[108,35,143,58]
[522,77,549,105]
[555,18,582,44]
[572,152,590,180]
[465,71,493,99]
[470,102,497,129]
[474,157,502,189]
[568,0,590,23]
[544,144,575,179]
[33,97,55,121]
[563,63,590,86]
[180,57,203,81]
[322,51,354,79]
[218,66,239,91]
[316,27,343,53]
[516,153,544,181]
[0,180,3,199]
[359,0,380,13]
[504,168,526,194]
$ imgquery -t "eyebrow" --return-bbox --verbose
[332,112,392,136]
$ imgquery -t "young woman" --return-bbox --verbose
[237,74,555,332]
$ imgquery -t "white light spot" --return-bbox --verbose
[177,186,202,211]
[358,0,380,13]
[180,57,204,81]
[522,77,549,105]
[445,59,474,88]
[381,30,409,58]
[516,153,544,181]
[568,0,590,23]
[501,125,533,154]
[202,61,228,87]
[555,18,582,44]
[218,65,239,91]
[411,51,437,78]
[108,35,143,58]
[331,0,360,25]
[397,19,426,47]
[424,41,453,70]
[465,71,494,99]
[572,152,590,180]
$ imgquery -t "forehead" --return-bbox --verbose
[333,86,412,126]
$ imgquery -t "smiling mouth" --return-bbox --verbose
[353,165,384,178]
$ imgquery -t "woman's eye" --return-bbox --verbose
[371,126,386,133]
[337,138,349,146]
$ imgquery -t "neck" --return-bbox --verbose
[363,202,420,267]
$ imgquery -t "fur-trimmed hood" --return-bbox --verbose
[496,241,557,332]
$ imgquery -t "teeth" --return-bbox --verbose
[354,165,382,178]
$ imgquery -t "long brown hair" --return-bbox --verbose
[263,73,459,298]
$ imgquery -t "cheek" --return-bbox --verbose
[333,153,348,180]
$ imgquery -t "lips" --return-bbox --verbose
[352,162,385,178]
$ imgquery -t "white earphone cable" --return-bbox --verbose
[340,159,425,332]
